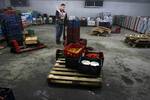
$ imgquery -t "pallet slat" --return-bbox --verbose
[57,58,65,61]
[55,62,79,69]
[50,80,101,86]
[48,75,101,83]
[54,63,65,67]
[50,70,96,77]
[56,60,65,64]
[52,67,76,72]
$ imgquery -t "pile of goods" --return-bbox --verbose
[64,43,104,75]
[0,8,46,53]
[32,15,55,25]
[87,17,96,27]
[10,29,46,53]
[24,29,38,45]
[114,15,150,34]
[0,8,23,46]
[96,12,113,28]
[90,26,111,36]
[80,17,87,26]
[64,19,104,75]
[48,18,104,87]
[64,18,104,76]
[125,34,150,47]
[21,11,55,26]
[32,12,55,25]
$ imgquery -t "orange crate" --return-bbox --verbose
[64,43,85,58]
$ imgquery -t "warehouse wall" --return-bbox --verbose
[0,0,5,8]
[4,0,150,17]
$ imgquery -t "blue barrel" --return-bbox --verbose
[1,12,23,45]
[67,19,80,44]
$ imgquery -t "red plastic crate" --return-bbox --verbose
[64,43,85,58]
[85,51,104,60]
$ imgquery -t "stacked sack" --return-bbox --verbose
[64,18,104,76]
[114,15,150,34]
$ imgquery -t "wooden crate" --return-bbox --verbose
[47,59,102,87]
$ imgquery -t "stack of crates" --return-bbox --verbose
[43,14,49,24]
[1,10,23,45]
[114,15,149,34]
[80,17,87,26]
[67,19,80,44]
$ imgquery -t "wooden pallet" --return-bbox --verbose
[47,59,102,87]
[90,26,111,36]
[125,37,150,48]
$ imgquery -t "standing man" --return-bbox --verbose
[55,3,67,44]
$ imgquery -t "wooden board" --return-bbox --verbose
[48,59,102,87]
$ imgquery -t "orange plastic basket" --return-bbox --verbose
[64,43,85,58]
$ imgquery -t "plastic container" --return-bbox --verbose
[78,52,104,75]
[64,43,85,58]
[65,57,79,68]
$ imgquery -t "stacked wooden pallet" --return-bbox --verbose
[125,34,150,48]
[89,26,111,36]
[114,15,150,34]
[47,59,102,87]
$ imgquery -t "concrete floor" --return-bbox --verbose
[0,25,150,100]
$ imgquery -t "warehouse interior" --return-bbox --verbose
[0,0,150,100]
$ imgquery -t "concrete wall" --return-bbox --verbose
[0,0,5,8]
[3,0,150,17]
